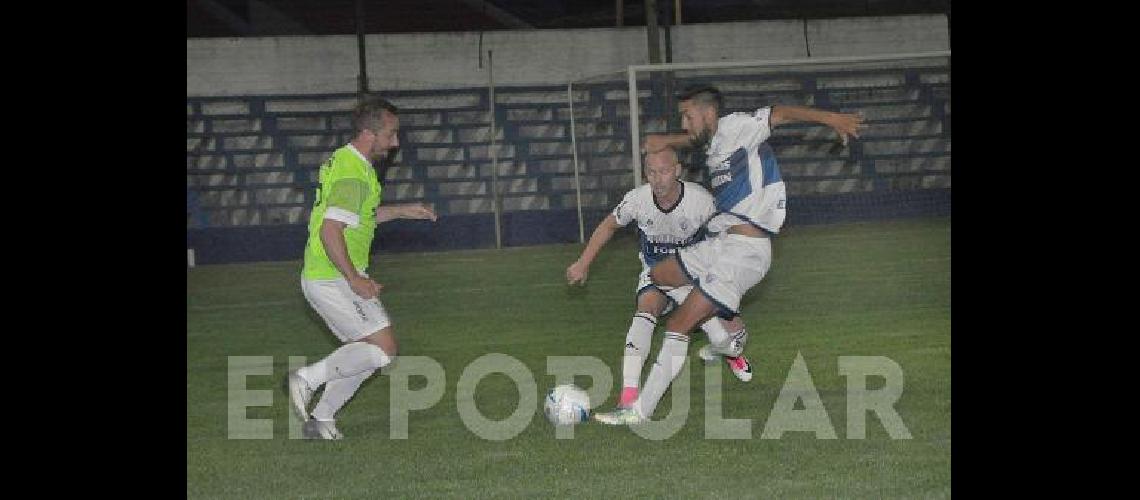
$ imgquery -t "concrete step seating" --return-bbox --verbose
[188,65,950,226]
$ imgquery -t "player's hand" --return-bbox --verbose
[348,274,382,299]
[642,135,669,155]
[401,203,438,222]
[826,112,865,146]
[566,261,589,285]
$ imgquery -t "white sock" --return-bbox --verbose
[725,328,748,357]
[310,368,376,421]
[636,332,690,418]
[298,342,391,388]
[700,317,731,350]
[622,312,657,389]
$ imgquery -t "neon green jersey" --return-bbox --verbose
[302,144,382,280]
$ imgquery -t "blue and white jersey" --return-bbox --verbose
[703,107,787,235]
[612,181,717,269]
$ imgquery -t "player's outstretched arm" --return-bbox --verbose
[566,215,621,285]
[643,133,694,155]
[770,105,865,145]
[375,203,438,224]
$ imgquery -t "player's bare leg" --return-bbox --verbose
[719,315,744,332]
[361,326,399,358]
[649,255,691,288]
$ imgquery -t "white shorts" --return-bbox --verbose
[676,232,772,318]
[636,267,693,317]
[301,277,392,342]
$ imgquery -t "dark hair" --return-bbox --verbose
[677,84,722,113]
[352,96,399,135]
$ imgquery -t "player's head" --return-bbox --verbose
[352,96,400,161]
[643,146,682,199]
[677,84,722,149]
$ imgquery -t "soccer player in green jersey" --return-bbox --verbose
[288,97,437,440]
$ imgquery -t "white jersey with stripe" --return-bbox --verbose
[703,107,787,235]
[612,181,717,270]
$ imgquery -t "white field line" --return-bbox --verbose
[188,280,627,312]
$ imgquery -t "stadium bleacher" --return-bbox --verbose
[186,64,949,264]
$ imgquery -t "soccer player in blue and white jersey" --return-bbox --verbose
[595,84,865,425]
[567,147,753,410]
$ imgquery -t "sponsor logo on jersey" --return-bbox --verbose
[711,173,732,189]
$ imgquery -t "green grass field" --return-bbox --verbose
[187,217,950,498]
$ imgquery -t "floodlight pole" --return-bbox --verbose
[645,0,661,64]
[628,66,641,188]
[355,0,369,96]
[568,83,585,243]
[488,50,503,249]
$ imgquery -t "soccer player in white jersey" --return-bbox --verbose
[595,84,865,425]
[566,147,753,410]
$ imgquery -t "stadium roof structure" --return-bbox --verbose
[187,0,950,37]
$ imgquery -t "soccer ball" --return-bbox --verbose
[544,384,591,426]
